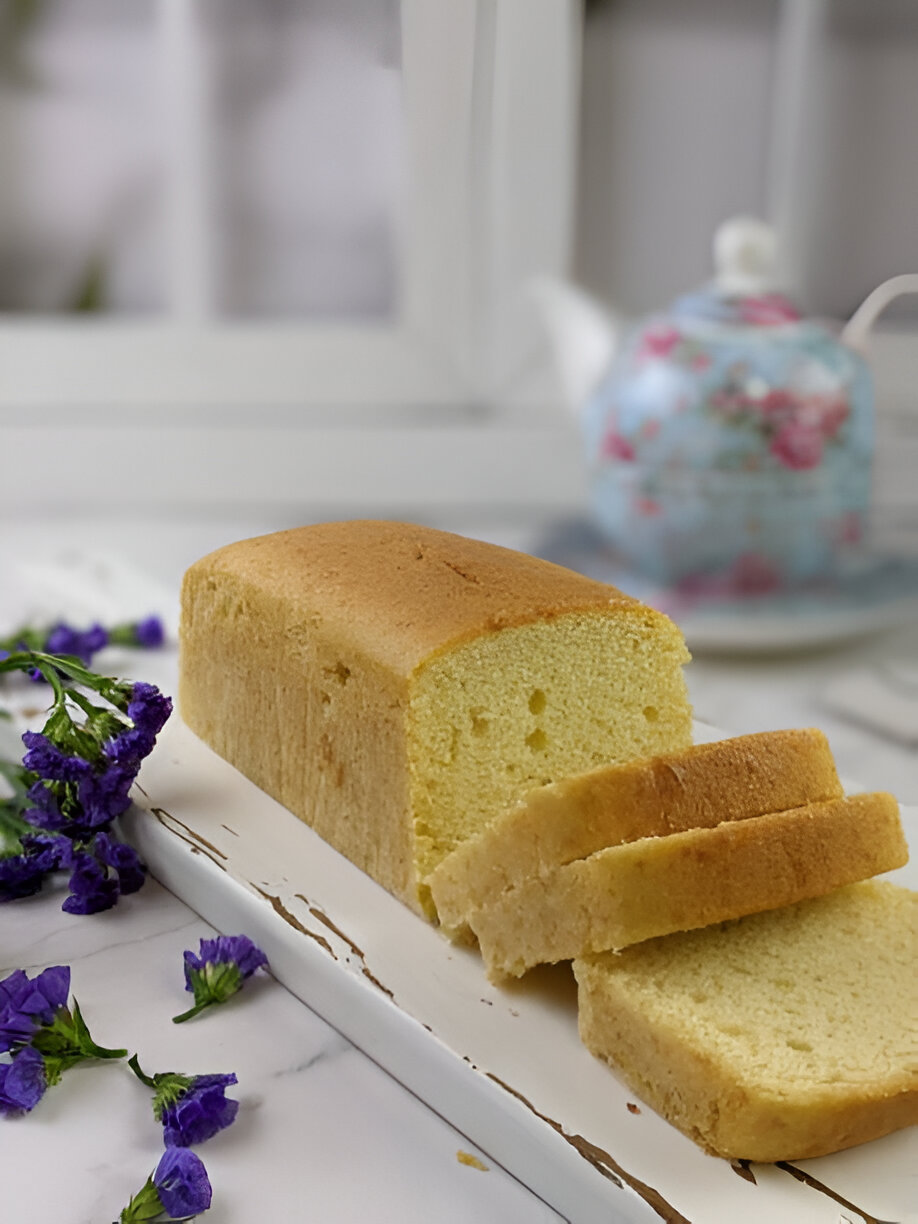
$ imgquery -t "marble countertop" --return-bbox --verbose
[3,877,565,1224]
[2,510,916,1223]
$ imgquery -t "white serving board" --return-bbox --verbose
[126,717,918,1224]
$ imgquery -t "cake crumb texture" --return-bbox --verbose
[574,880,918,1161]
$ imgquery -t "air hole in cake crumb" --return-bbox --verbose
[718,1024,747,1038]
[526,728,548,753]
[325,661,351,685]
[471,712,490,737]
[320,691,331,706]
[785,1039,813,1052]
[643,705,659,722]
[528,688,546,715]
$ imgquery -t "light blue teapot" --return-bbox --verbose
[536,217,918,592]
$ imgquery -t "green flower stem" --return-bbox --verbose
[31,1001,128,1072]
[128,1053,158,1089]
[171,1001,212,1025]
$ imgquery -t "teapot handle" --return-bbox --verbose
[841,274,918,354]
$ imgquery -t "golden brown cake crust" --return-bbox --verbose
[188,521,649,677]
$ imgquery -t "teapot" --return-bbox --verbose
[535,216,918,591]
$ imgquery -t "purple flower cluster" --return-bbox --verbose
[174,935,269,1023]
[0,936,265,1220]
[0,967,63,1114]
[160,1072,239,1148]
[152,1147,213,1217]
[120,1148,213,1222]
[43,621,109,665]
[0,964,125,1118]
[130,1053,240,1150]
[0,966,70,1058]
[0,616,167,678]
[2,679,173,913]
[0,1045,46,1114]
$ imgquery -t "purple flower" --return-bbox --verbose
[0,966,70,1024]
[119,1148,213,1222]
[128,682,173,736]
[43,622,108,664]
[174,935,268,1024]
[186,936,269,984]
[76,761,136,824]
[0,1047,47,1115]
[129,1053,240,1152]
[62,853,120,915]
[160,1073,239,1148]
[154,1147,213,1217]
[0,839,62,901]
[21,732,92,783]
[133,616,165,648]
[97,835,145,895]
[57,832,145,914]
[0,966,70,1052]
[104,683,173,766]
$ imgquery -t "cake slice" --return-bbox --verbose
[465,792,907,979]
[574,880,918,1162]
[179,521,692,917]
[428,728,843,931]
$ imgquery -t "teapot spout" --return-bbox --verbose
[529,276,620,414]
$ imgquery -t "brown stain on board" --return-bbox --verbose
[299,894,395,1000]
[250,885,335,958]
[775,1162,898,1224]
[150,808,228,871]
[485,1073,691,1224]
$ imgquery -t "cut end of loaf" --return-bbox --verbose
[408,608,692,912]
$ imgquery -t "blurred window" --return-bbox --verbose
[0,0,402,319]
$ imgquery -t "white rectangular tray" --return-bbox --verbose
[125,716,918,1224]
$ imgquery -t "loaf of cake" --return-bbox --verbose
[465,792,908,979]
[574,880,918,1161]
[429,728,844,932]
[179,521,693,916]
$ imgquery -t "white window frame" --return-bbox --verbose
[0,1,585,516]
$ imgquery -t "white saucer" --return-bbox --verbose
[534,520,918,655]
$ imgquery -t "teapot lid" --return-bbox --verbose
[670,216,802,327]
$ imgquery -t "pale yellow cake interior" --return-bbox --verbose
[408,610,692,897]
[577,881,918,1094]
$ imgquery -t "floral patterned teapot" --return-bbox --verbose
[535,217,918,592]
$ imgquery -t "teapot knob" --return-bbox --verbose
[713,216,778,297]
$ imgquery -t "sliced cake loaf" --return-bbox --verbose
[428,728,843,931]
[179,521,692,917]
[574,880,918,1161]
[465,792,907,979]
